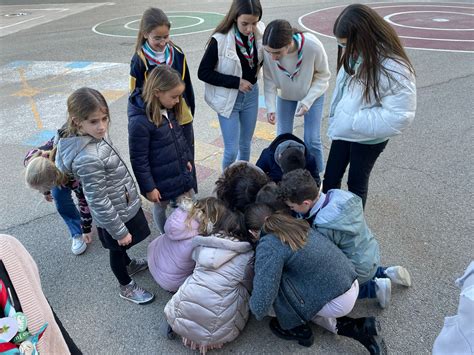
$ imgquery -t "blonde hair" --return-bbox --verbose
[135,8,171,54]
[66,87,109,136]
[142,66,184,127]
[25,150,68,192]
[185,197,228,235]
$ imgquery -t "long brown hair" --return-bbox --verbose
[245,204,308,251]
[213,0,262,35]
[135,8,171,53]
[262,19,301,49]
[142,66,184,127]
[66,87,109,136]
[333,4,415,103]
[186,197,228,235]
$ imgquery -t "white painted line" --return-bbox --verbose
[384,11,474,31]
[297,2,474,54]
[0,16,44,30]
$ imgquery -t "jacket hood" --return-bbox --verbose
[192,235,252,269]
[313,190,365,234]
[164,207,200,241]
[274,140,306,169]
[268,133,304,152]
[128,88,147,120]
[55,135,95,174]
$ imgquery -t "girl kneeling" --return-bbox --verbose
[245,204,386,354]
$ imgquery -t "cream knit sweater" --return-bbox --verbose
[0,234,70,354]
[263,32,330,113]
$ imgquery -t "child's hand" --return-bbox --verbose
[118,233,132,246]
[295,104,308,117]
[239,79,253,93]
[187,162,193,172]
[82,232,92,244]
[267,112,276,125]
[146,188,161,203]
[44,192,53,202]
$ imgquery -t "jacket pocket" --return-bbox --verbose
[285,278,305,305]
[124,185,130,205]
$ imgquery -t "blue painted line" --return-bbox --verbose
[7,60,30,68]
[24,130,57,147]
[258,95,266,108]
[66,61,92,69]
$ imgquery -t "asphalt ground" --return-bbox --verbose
[0,0,473,354]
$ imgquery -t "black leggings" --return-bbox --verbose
[323,139,388,207]
[109,250,132,286]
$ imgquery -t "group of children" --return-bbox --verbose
[22,1,418,354]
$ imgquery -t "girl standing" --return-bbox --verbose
[24,131,92,255]
[198,0,264,170]
[128,66,195,233]
[147,197,227,292]
[130,7,195,160]
[55,87,154,305]
[245,204,385,354]
[262,19,330,174]
[323,4,416,207]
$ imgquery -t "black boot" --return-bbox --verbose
[336,317,387,355]
[269,318,314,347]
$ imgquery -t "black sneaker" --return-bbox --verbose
[269,318,314,347]
[126,258,148,276]
[337,317,387,355]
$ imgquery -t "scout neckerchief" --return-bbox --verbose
[276,33,305,81]
[234,26,255,69]
[142,41,173,67]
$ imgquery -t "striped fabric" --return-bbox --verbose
[234,26,255,69]
[277,33,305,81]
[142,41,174,67]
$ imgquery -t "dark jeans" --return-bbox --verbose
[358,267,387,299]
[322,139,388,207]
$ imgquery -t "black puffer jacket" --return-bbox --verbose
[128,89,195,201]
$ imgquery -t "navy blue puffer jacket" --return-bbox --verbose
[128,89,195,201]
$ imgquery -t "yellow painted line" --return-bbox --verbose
[14,68,43,129]
[101,89,127,102]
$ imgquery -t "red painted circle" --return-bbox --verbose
[299,2,474,52]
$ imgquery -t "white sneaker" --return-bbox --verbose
[375,278,391,309]
[385,266,411,287]
[71,237,86,255]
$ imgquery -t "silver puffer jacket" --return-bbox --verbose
[164,234,254,350]
[55,135,141,240]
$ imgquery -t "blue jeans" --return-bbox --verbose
[358,267,387,299]
[51,186,82,239]
[276,95,325,173]
[218,84,259,170]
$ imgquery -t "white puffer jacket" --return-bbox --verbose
[164,234,254,350]
[204,22,265,118]
[327,57,416,142]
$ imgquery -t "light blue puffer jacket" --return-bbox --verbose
[309,189,380,284]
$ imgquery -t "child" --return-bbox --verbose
[244,204,385,354]
[256,132,320,185]
[198,0,264,170]
[164,206,254,353]
[55,87,154,305]
[323,4,416,207]
[24,131,92,255]
[255,182,290,214]
[262,19,330,174]
[128,66,195,233]
[147,197,227,292]
[130,7,196,163]
[131,7,197,196]
[279,169,412,308]
[214,161,269,213]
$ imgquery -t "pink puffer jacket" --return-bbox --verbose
[147,207,199,292]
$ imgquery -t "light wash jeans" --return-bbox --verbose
[218,84,259,170]
[51,186,82,239]
[276,94,325,172]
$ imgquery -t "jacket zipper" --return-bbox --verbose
[164,115,187,192]
[285,278,305,305]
